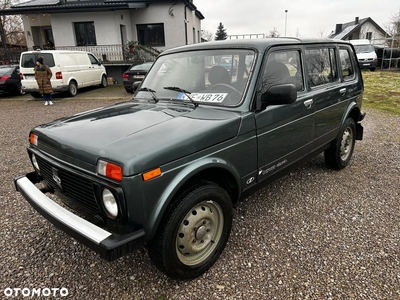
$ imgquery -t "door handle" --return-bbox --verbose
[340,88,346,94]
[304,99,313,109]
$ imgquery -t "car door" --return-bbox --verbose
[305,45,354,149]
[255,48,315,182]
[88,53,104,84]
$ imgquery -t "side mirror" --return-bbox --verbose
[132,81,141,92]
[261,84,297,107]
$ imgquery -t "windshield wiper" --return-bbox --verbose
[163,86,198,107]
[138,87,159,103]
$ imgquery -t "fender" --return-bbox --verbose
[144,157,242,240]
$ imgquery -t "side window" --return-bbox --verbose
[88,54,99,65]
[305,47,338,88]
[261,50,304,94]
[339,48,355,80]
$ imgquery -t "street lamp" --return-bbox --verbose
[285,10,288,37]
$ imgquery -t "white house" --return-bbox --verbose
[1,0,204,81]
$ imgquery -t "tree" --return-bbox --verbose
[386,9,400,47]
[201,30,213,42]
[0,0,26,46]
[214,22,227,41]
[266,27,280,38]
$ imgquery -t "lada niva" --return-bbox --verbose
[15,38,365,280]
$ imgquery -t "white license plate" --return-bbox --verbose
[24,75,34,79]
[133,75,145,79]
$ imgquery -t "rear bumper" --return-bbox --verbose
[14,172,145,261]
[22,85,69,93]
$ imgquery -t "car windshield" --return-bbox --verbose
[354,44,375,54]
[0,67,13,75]
[134,49,256,107]
[129,62,153,71]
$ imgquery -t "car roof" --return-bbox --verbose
[162,38,350,55]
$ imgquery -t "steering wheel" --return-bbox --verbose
[210,83,242,99]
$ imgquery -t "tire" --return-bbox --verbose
[324,118,356,170]
[125,88,132,93]
[148,181,233,280]
[68,81,77,97]
[370,67,376,72]
[30,92,42,98]
[100,75,107,88]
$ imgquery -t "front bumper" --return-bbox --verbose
[14,172,145,261]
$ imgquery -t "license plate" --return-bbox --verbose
[133,75,145,79]
[24,75,34,79]
[363,63,370,66]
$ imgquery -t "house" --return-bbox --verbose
[328,17,389,46]
[0,0,204,82]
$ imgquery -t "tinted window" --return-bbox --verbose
[339,48,355,80]
[0,67,13,75]
[21,53,55,68]
[305,47,338,87]
[129,62,153,71]
[74,22,97,46]
[261,50,304,94]
[137,24,165,46]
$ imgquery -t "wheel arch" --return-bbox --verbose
[145,158,241,241]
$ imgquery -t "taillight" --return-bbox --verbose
[56,71,62,79]
[122,73,129,79]
[20,73,23,80]
[0,75,9,81]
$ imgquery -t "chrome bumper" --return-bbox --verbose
[14,173,145,261]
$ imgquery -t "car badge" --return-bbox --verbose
[52,167,62,188]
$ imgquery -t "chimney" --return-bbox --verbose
[335,24,343,34]
[355,17,359,25]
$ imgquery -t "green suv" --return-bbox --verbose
[15,38,365,280]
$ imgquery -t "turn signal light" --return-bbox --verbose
[142,168,162,181]
[97,160,123,181]
[29,133,38,146]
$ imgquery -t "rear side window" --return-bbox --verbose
[21,53,55,68]
[339,48,355,80]
[305,47,338,88]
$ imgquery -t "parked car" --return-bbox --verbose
[0,65,25,95]
[350,39,377,71]
[19,50,108,98]
[122,61,153,93]
[15,38,365,280]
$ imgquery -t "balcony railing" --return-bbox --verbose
[1,44,160,65]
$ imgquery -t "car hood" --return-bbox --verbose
[34,101,242,175]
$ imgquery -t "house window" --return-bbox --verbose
[137,24,165,46]
[74,22,97,46]
[366,32,372,40]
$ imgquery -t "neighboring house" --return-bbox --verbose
[328,17,389,46]
[0,0,204,82]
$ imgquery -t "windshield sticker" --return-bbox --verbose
[178,93,228,103]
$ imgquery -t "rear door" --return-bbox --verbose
[255,47,315,181]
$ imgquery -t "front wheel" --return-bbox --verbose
[148,182,233,280]
[324,118,356,169]
[100,75,107,88]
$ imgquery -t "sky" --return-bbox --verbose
[197,0,399,39]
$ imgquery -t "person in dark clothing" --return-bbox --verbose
[34,56,53,105]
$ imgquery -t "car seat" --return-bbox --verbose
[208,66,230,85]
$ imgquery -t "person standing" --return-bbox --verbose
[34,56,53,105]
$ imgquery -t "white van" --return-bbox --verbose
[349,39,377,71]
[19,50,108,97]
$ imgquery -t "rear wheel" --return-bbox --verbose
[324,118,356,169]
[15,82,25,95]
[148,181,233,280]
[68,81,77,97]
[100,75,107,88]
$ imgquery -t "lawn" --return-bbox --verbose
[362,70,400,115]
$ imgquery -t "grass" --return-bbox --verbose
[362,70,400,115]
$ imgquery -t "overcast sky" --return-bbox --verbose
[198,0,398,39]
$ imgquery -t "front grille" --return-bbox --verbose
[35,155,100,212]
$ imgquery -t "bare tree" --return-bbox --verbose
[267,27,280,38]
[1,0,26,46]
[201,30,213,42]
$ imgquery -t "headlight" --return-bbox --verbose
[102,188,118,219]
[31,154,40,170]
